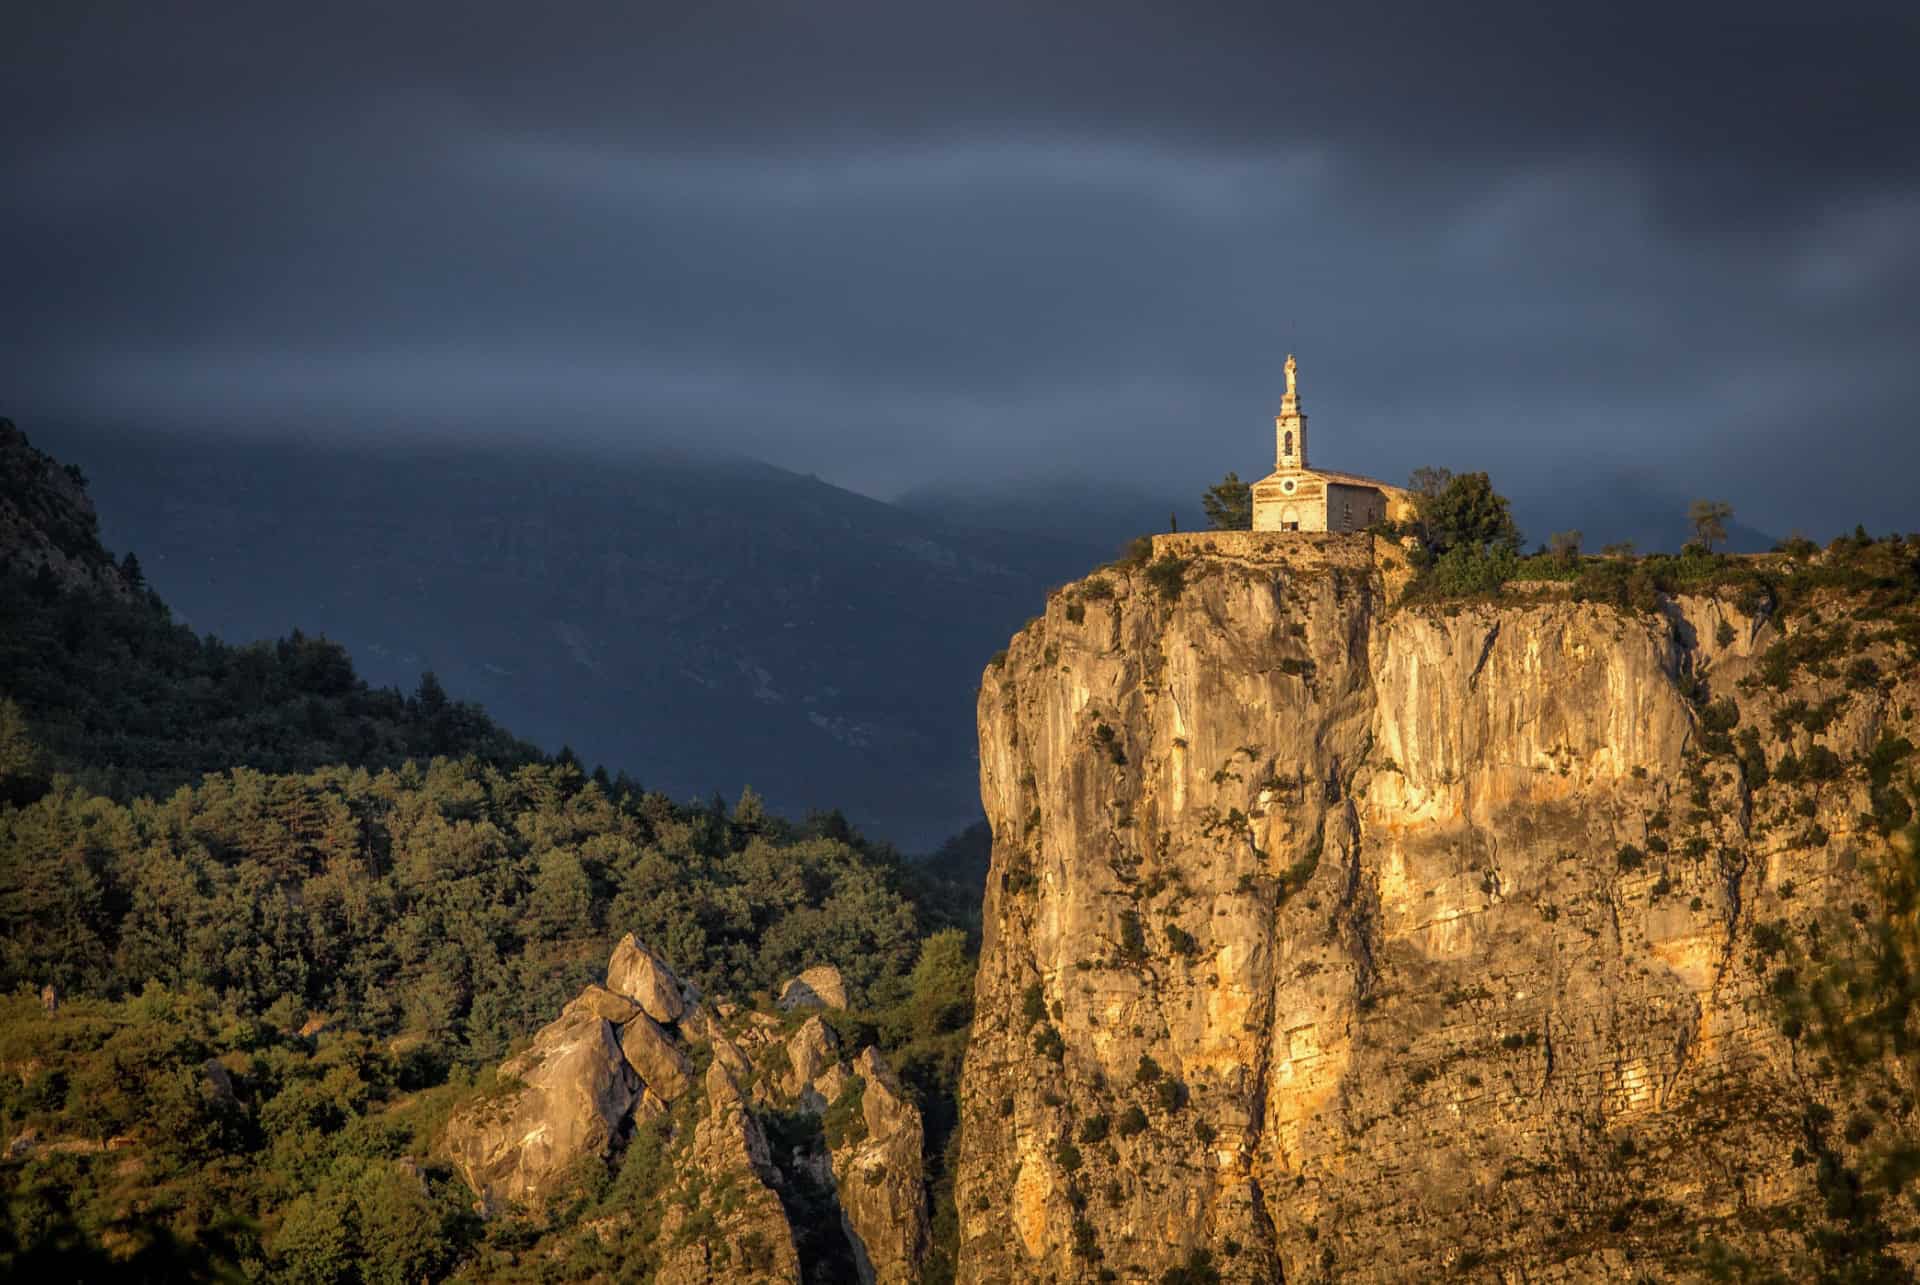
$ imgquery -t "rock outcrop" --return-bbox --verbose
[778,963,850,1011]
[441,947,932,1282]
[833,1048,933,1285]
[955,532,1920,1281]
[658,1062,805,1283]
[607,933,690,1024]
[619,1011,696,1105]
[442,1007,639,1213]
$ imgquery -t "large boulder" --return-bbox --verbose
[784,1014,841,1108]
[619,1010,695,1103]
[776,964,848,1011]
[832,1048,931,1285]
[564,984,643,1024]
[606,934,687,1024]
[442,1008,638,1212]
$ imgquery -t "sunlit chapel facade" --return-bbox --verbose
[1251,355,1414,533]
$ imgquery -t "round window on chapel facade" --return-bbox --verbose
[1282,479,1296,493]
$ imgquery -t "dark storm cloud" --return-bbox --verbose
[4,1,1917,536]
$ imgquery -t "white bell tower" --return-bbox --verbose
[1276,353,1308,471]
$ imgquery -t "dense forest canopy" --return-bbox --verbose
[0,762,980,1279]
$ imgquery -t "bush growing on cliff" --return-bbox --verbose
[1159,1248,1222,1285]
[1419,542,1519,598]
[1145,555,1191,601]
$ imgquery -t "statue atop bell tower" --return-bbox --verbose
[1276,353,1308,471]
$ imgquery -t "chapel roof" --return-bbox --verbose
[1263,465,1406,492]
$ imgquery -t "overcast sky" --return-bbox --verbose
[5,1,1917,537]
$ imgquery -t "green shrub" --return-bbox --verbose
[1617,845,1647,872]
[1079,1114,1110,1144]
[1409,542,1518,600]
[1146,556,1191,601]
[1847,658,1882,690]
[1867,734,1914,790]
[1736,728,1769,786]
[1803,745,1844,781]
[1116,1106,1149,1137]
[1134,1054,1163,1086]
[1159,1248,1221,1285]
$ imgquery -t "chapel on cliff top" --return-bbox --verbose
[1251,355,1414,533]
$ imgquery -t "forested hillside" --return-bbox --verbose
[0,419,538,805]
[0,423,982,1279]
[0,762,977,1279]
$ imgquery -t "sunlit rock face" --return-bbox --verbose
[442,1008,640,1213]
[955,533,1920,1282]
[442,942,929,1282]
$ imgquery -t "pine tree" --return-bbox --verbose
[1201,473,1253,531]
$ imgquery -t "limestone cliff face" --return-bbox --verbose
[956,533,1920,1282]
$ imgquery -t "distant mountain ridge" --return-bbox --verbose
[40,424,1110,847]
[0,420,536,802]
